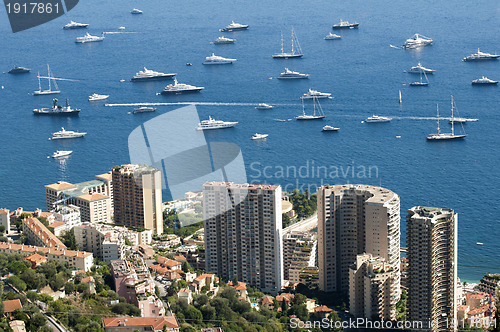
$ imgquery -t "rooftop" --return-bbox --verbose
[23,217,66,248]
[0,243,92,258]
[102,316,179,329]
[2,299,22,313]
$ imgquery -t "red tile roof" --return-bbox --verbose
[102,316,179,329]
[314,305,333,313]
[3,299,22,313]
[23,217,66,248]
[25,253,47,265]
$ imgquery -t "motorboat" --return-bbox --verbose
[160,78,204,94]
[118,26,125,30]
[471,76,498,85]
[273,27,303,58]
[131,68,176,81]
[34,98,80,116]
[34,64,60,95]
[403,34,433,49]
[214,36,236,44]
[219,21,249,32]
[75,33,105,43]
[332,19,359,29]
[51,127,86,140]
[203,53,237,64]
[277,68,309,79]
[255,103,274,110]
[296,97,325,120]
[324,33,341,40]
[427,98,467,140]
[322,125,339,131]
[133,106,156,113]
[52,150,73,158]
[365,115,392,123]
[8,66,30,74]
[408,62,435,74]
[131,8,143,14]
[300,89,332,99]
[63,21,88,29]
[251,133,269,140]
[196,116,238,130]
[88,93,109,101]
[462,49,500,61]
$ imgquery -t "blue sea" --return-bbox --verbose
[1,0,500,282]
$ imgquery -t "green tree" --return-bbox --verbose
[124,237,132,246]
[31,312,47,328]
[64,282,75,294]
[181,261,192,273]
[61,229,78,250]
[7,275,26,292]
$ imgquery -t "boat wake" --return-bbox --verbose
[389,44,401,49]
[102,31,138,35]
[106,102,297,107]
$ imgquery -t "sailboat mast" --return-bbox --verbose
[37,72,41,91]
[451,96,455,136]
[280,31,284,53]
[47,64,51,91]
[291,27,295,53]
[302,98,306,116]
[436,104,440,134]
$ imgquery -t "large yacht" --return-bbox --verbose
[196,116,238,130]
[214,36,236,44]
[427,99,467,140]
[300,89,332,99]
[34,65,60,95]
[33,98,80,116]
[219,21,249,32]
[63,21,89,29]
[462,49,500,61]
[52,150,73,158]
[75,33,105,43]
[160,78,204,95]
[408,62,435,74]
[403,34,433,49]
[131,68,176,81]
[332,19,359,29]
[272,27,303,58]
[51,127,86,140]
[8,66,30,74]
[324,33,341,40]
[472,76,499,85]
[88,93,109,101]
[296,97,325,120]
[202,53,237,65]
[277,68,309,79]
[365,115,392,123]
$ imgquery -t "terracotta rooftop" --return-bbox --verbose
[227,281,247,291]
[2,299,22,313]
[102,316,179,329]
[78,193,108,202]
[314,305,333,313]
[81,276,95,284]
[46,182,76,191]
[260,295,274,306]
[0,209,9,214]
[0,242,92,258]
[49,221,66,228]
[96,172,112,181]
[468,304,493,316]
[23,217,66,248]
[25,253,47,265]
[467,292,487,300]
[194,273,215,282]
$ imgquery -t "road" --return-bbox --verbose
[283,212,318,233]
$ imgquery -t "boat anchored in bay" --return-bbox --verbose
[272,26,303,58]
[203,53,237,65]
[471,76,498,85]
[160,78,204,95]
[196,116,238,130]
[462,49,500,61]
[408,62,435,74]
[251,133,268,140]
[34,65,60,95]
[427,97,467,141]
[63,21,88,29]
[300,89,332,99]
[219,21,248,32]
[296,97,325,120]
[131,68,176,81]
[88,93,109,101]
[214,36,236,44]
[50,127,86,140]
[34,98,80,116]
[277,68,309,79]
[403,34,433,49]
[332,19,359,29]
[75,33,105,43]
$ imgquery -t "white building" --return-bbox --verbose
[0,209,10,234]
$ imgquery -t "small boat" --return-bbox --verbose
[203,53,237,65]
[88,93,109,101]
[214,36,236,44]
[332,19,359,29]
[8,66,30,74]
[399,90,402,103]
[63,21,89,29]
[462,49,500,61]
[255,103,274,110]
[427,98,467,141]
[118,26,125,30]
[296,97,325,120]
[476,242,484,245]
[75,32,105,43]
[34,64,60,95]
[196,116,238,130]
[277,68,309,79]
[365,115,392,123]
[272,26,303,58]
[52,150,73,158]
[403,34,433,49]
[300,89,332,99]
[408,62,435,74]
[186,63,193,66]
[471,76,498,85]
[219,21,249,32]
[131,8,143,14]
[409,71,429,86]
[322,125,339,131]
[51,127,86,140]
[251,133,269,140]
[133,106,156,113]
[324,33,341,40]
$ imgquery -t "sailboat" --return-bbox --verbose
[272,26,303,58]
[427,97,467,140]
[296,96,325,120]
[409,71,429,86]
[34,64,60,95]
[399,90,402,103]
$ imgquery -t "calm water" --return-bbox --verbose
[1,0,500,281]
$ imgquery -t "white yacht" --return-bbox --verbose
[196,116,238,130]
[408,62,435,74]
[403,34,433,49]
[462,49,500,61]
[322,125,339,131]
[273,26,303,58]
[251,133,268,140]
[219,21,249,32]
[133,106,156,113]
[471,76,498,85]
[300,89,332,99]
[131,68,176,81]
[203,53,237,65]
[332,19,359,29]
[88,93,109,101]
[75,33,105,43]
[324,33,341,40]
[118,26,126,30]
[277,68,309,79]
[296,97,325,120]
[255,103,274,110]
[52,150,73,158]
[131,8,143,14]
[365,115,392,123]
[63,21,89,29]
[160,78,204,95]
[51,127,86,140]
[427,99,467,140]
[214,36,236,44]
[34,65,60,95]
